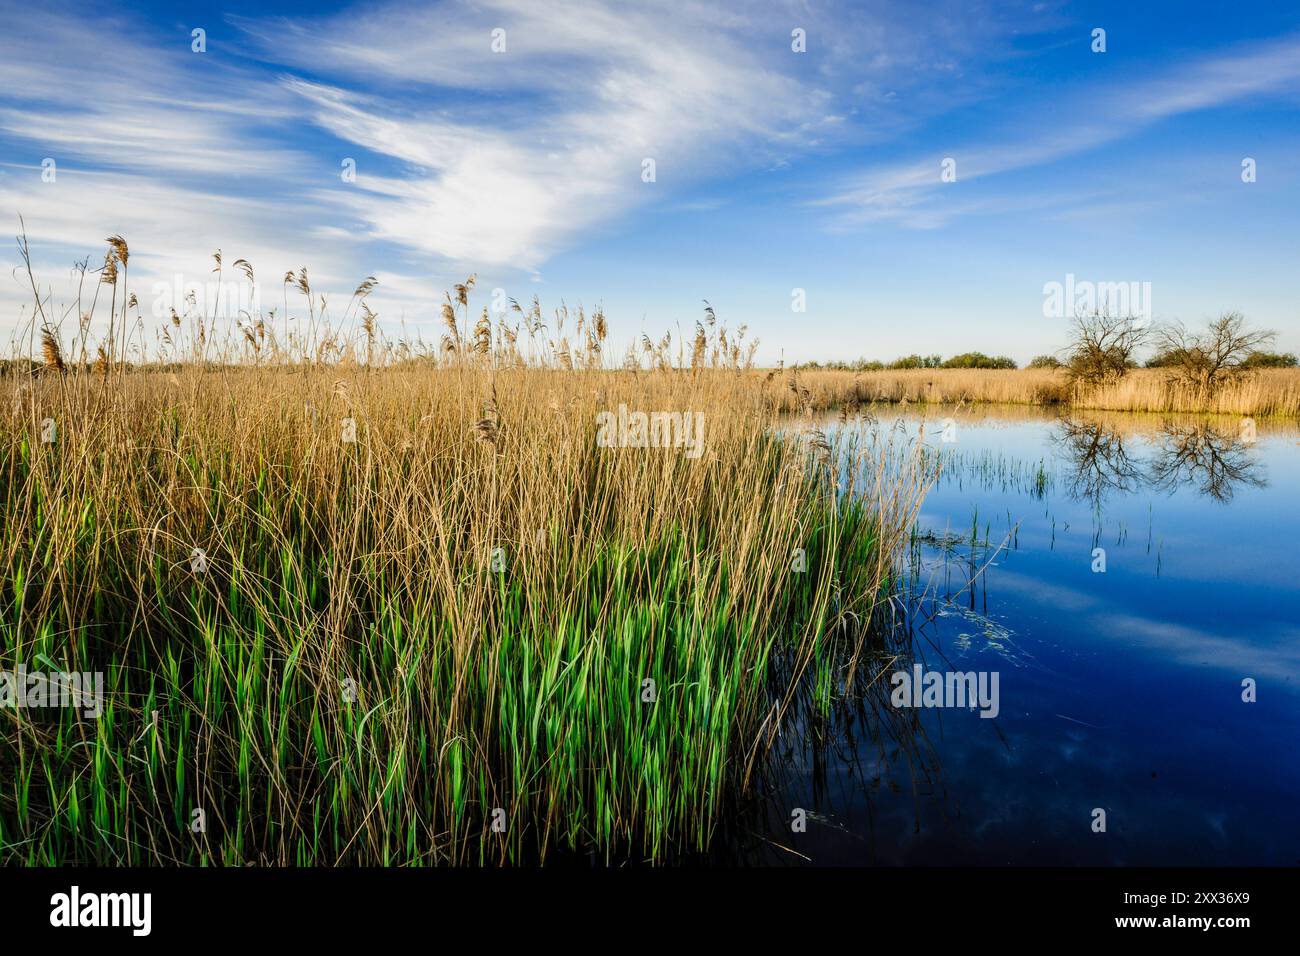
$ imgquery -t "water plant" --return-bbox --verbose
[0,242,930,865]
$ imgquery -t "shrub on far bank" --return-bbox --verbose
[798,353,1019,371]
[940,351,1018,370]
[888,354,944,370]
[1028,355,1063,369]
[1242,351,1298,369]
[1144,349,1183,368]
[795,358,886,371]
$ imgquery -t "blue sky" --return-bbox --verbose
[1,0,1297,364]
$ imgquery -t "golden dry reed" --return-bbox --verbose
[787,368,1300,418]
[1,239,932,865]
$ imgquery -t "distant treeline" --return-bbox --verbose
[798,351,1019,371]
[798,349,1298,372]
[1145,349,1297,369]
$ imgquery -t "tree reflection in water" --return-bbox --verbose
[1053,418,1147,507]
[1053,417,1265,505]
[1149,421,1265,502]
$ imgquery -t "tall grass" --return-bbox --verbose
[0,248,930,864]
[789,367,1300,417]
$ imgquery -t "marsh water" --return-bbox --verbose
[741,406,1300,865]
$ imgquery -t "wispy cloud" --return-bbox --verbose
[2,1,1293,359]
[0,0,1022,340]
[247,1,823,268]
[817,33,1300,228]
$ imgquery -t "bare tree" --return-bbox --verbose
[1152,312,1276,394]
[1063,309,1150,388]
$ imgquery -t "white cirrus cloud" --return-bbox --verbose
[817,33,1300,228]
[245,0,827,268]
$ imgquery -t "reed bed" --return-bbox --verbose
[788,368,1300,418]
[0,350,930,866]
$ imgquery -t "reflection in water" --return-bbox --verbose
[719,611,951,864]
[1053,417,1265,506]
[1149,421,1266,502]
[742,407,1300,865]
[1053,418,1146,506]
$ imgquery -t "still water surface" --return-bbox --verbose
[744,406,1300,865]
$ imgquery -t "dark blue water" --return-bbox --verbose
[754,407,1300,866]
